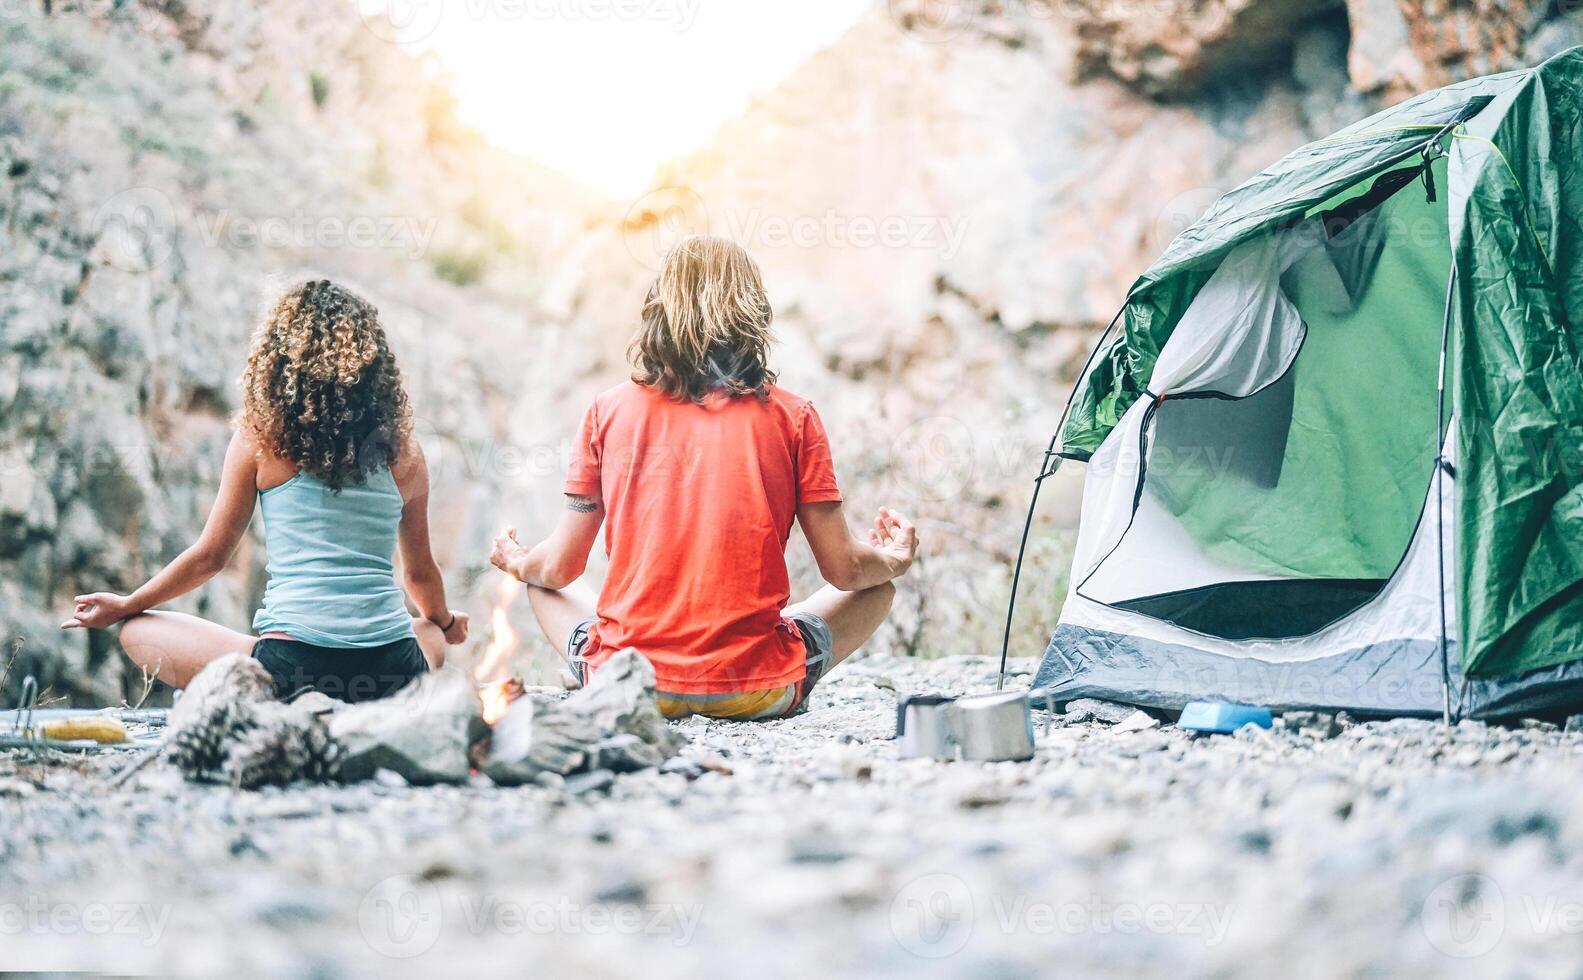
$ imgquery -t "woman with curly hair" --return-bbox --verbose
[62,280,469,702]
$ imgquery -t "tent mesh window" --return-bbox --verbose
[1078,157,1451,640]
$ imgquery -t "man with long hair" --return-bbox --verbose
[492,236,918,720]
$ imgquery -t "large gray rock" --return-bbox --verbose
[1069,0,1346,98]
[567,649,686,759]
[1344,0,1549,99]
[329,668,488,786]
[484,649,681,786]
[483,697,600,783]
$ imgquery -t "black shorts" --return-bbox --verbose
[253,636,429,704]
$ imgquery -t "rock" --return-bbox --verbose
[483,650,680,786]
[0,777,38,798]
[564,770,615,797]
[1115,731,1172,757]
[1283,711,1342,739]
[1064,699,1137,725]
[1070,0,1346,98]
[659,756,708,780]
[587,733,667,774]
[329,668,488,786]
[788,832,849,865]
[956,787,1012,809]
[1484,744,1520,766]
[568,649,685,760]
[1527,11,1583,62]
[483,697,596,785]
[1113,710,1160,734]
[1344,0,1543,99]
[372,768,408,788]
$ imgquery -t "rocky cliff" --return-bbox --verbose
[0,0,605,703]
[3,0,1579,704]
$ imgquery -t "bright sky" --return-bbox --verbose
[357,0,874,196]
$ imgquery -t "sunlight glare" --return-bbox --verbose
[357,0,873,197]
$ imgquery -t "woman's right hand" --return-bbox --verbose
[61,593,137,631]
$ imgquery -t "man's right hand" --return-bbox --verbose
[868,507,919,579]
[490,526,530,582]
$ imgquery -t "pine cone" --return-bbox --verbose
[220,703,344,790]
[167,700,256,782]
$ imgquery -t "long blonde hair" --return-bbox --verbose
[240,280,412,491]
[630,236,777,403]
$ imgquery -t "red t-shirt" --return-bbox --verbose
[565,381,843,695]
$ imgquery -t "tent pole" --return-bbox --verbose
[998,443,1058,691]
[1435,263,1458,726]
[997,304,1127,692]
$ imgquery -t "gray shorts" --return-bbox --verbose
[567,611,835,708]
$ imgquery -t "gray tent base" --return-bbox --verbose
[1035,625,1583,721]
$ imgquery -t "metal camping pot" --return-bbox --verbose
[896,694,958,760]
[895,690,1037,763]
[950,691,1035,762]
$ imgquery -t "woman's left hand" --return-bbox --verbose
[441,611,471,646]
[61,593,136,630]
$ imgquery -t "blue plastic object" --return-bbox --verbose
[1177,701,1274,734]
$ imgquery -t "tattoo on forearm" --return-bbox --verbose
[566,495,599,514]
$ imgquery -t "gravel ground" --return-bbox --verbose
[3,655,1583,979]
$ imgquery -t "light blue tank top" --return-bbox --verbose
[252,468,414,648]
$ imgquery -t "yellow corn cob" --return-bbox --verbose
[35,717,129,744]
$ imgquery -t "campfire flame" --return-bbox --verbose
[477,577,525,725]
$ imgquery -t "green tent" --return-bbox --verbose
[1034,48,1583,718]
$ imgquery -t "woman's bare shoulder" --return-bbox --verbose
[390,436,428,499]
[234,428,297,490]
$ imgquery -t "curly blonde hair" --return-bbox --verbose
[631,236,776,403]
[240,280,412,491]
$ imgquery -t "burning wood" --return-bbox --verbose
[482,649,684,785]
[480,677,526,726]
[142,645,681,791]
